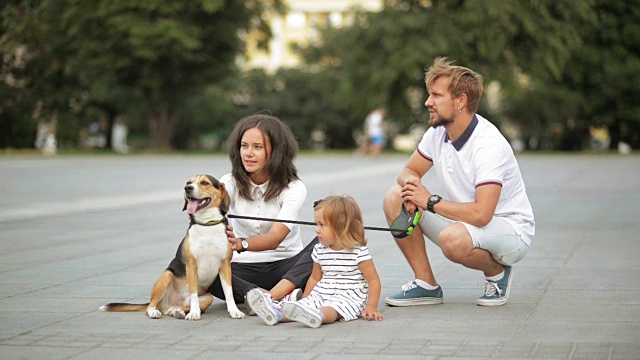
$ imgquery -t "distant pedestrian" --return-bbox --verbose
[248,195,383,327]
[383,57,535,307]
[111,115,129,154]
[357,107,387,157]
[35,119,57,155]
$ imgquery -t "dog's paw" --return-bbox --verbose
[173,309,186,319]
[185,311,201,321]
[166,307,186,319]
[229,309,245,319]
[147,309,162,319]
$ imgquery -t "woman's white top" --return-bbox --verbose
[220,173,307,263]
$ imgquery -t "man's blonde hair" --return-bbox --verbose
[425,57,484,113]
[313,195,366,249]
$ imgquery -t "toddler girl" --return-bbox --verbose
[247,195,383,327]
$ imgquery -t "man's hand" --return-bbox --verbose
[401,177,431,212]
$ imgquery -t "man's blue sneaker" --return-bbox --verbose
[385,280,443,306]
[477,266,513,306]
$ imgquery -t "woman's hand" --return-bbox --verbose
[226,224,235,239]
[226,225,245,253]
[229,237,242,252]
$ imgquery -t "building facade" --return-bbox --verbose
[244,0,383,72]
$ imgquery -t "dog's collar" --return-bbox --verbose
[190,218,225,227]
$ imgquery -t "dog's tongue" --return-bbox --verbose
[186,199,199,215]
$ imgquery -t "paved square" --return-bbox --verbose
[1,153,638,359]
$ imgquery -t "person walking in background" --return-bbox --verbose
[207,113,318,312]
[35,118,57,155]
[111,114,129,154]
[248,195,384,328]
[357,107,387,157]
[383,57,535,307]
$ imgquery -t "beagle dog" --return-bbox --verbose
[100,174,244,320]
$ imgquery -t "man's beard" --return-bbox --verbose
[429,113,453,128]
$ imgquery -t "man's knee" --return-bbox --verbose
[383,185,402,214]
[439,224,471,262]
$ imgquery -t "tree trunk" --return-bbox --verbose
[147,106,175,151]
[608,123,620,151]
[88,100,122,150]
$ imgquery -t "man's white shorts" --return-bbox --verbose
[419,211,529,266]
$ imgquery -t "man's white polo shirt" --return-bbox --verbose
[417,114,535,246]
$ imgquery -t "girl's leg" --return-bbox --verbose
[319,306,341,325]
[268,279,296,300]
[279,238,319,288]
[281,303,341,328]
[269,237,319,299]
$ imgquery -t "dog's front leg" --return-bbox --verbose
[220,255,245,319]
[184,257,202,321]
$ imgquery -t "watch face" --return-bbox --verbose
[430,195,438,202]
[242,239,249,249]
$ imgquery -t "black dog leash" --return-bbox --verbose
[227,214,402,234]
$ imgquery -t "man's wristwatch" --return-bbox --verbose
[427,195,442,213]
[238,238,249,253]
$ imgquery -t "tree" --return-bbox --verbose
[1,0,85,148]
[1,0,283,150]
[63,0,252,150]
[563,0,640,149]
[238,68,355,149]
[502,1,640,150]
[302,0,603,149]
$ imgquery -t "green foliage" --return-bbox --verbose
[502,0,640,149]
[570,0,640,147]
[300,0,640,150]
[56,0,253,149]
[1,0,282,150]
[0,110,37,148]
[239,68,358,149]
[2,0,639,151]
[59,0,247,102]
[1,0,83,148]
[174,82,240,150]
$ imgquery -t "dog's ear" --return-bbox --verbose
[219,183,230,215]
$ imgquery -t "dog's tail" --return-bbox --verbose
[99,302,149,312]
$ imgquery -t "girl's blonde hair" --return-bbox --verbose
[313,195,366,249]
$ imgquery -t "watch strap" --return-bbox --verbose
[427,195,441,213]
[238,237,248,254]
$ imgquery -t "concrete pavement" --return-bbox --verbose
[0,153,639,359]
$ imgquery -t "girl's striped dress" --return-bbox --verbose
[297,243,371,321]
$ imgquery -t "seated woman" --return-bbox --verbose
[208,113,317,310]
